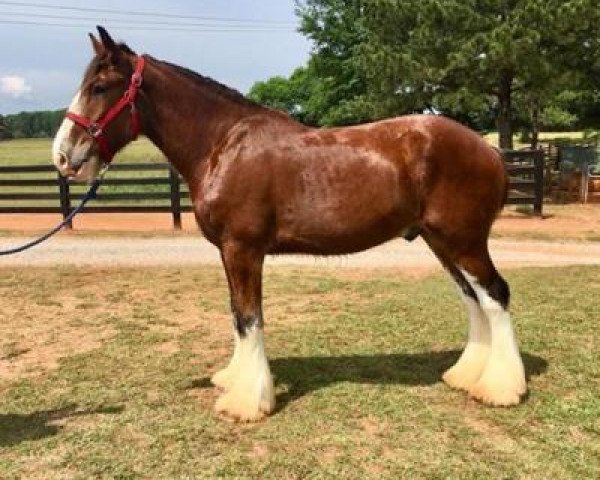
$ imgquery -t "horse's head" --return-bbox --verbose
[52,26,140,182]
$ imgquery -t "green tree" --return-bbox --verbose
[251,1,600,146]
[2,109,65,138]
[0,114,12,140]
[296,0,373,125]
[359,0,600,148]
[248,66,322,125]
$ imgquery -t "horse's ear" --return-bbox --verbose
[97,25,126,65]
[88,33,104,55]
[97,25,117,53]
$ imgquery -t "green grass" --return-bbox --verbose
[0,265,598,479]
[0,137,162,166]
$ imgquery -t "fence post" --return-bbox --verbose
[57,173,73,229]
[533,150,544,216]
[169,166,182,229]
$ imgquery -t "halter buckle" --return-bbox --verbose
[131,72,143,88]
[87,123,103,138]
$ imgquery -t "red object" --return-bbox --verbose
[66,55,145,163]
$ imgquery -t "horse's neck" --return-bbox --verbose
[139,58,260,180]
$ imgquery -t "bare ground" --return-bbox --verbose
[0,233,599,270]
[0,203,599,236]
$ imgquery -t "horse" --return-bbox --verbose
[52,27,527,421]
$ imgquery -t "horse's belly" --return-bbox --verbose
[272,161,417,255]
[272,209,410,255]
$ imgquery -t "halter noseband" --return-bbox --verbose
[66,55,145,164]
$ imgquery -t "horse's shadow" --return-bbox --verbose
[0,404,124,447]
[192,350,548,410]
[271,350,547,409]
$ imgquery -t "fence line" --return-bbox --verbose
[0,152,544,229]
[502,149,544,216]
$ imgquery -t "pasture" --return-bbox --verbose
[0,265,598,479]
[0,137,162,166]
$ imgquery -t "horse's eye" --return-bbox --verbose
[91,84,108,96]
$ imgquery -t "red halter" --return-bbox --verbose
[66,55,145,164]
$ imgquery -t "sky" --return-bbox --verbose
[0,0,312,114]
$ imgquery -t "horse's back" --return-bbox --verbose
[198,113,506,254]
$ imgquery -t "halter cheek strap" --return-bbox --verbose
[66,55,145,164]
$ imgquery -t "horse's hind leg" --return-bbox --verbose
[424,240,491,390]
[460,256,527,406]
[212,241,275,422]
[424,233,527,405]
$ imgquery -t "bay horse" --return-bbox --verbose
[52,27,527,421]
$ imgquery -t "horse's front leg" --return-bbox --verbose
[212,241,275,422]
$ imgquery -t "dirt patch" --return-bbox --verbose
[463,414,518,453]
[1,204,599,242]
[0,293,115,380]
[0,329,112,380]
[0,212,199,234]
[494,204,600,240]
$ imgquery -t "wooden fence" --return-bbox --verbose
[502,149,544,216]
[0,163,190,229]
[0,151,544,229]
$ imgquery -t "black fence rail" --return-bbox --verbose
[0,151,544,229]
[503,149,544,216]
[0,163,192,229]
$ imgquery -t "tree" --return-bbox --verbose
[251,1,600,146]
[360,0,600,148]
[0,115,12,140]
[1,109,65,138]
[248,66,322,125]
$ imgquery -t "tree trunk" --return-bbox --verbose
[530,103,540,150]
[497,73,513,150]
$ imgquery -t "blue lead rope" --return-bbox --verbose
[0,165,109,256]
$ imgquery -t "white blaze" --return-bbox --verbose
[52,89,82,165]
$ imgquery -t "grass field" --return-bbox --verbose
[0,137,163,166]
[0,265,598,479]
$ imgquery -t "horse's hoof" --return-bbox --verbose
[442,364,483,392]
[214,391,272,423]
[468,380,525,406]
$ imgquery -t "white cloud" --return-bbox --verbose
[0,75,32,98]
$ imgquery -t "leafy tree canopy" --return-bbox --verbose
[0,109,65,139]
[249,0,600,148]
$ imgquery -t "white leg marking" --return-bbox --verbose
[214,325,275,422]
[443,292,491,391]
[462,271,527,406]
[211,331,241,390]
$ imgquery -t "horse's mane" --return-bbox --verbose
[158,58,259,109]
[86,44,257,109]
